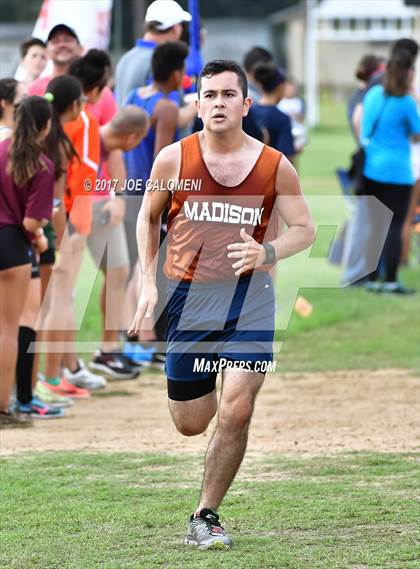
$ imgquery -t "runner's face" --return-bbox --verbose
[47,32,81,66]
[197,71,251,133]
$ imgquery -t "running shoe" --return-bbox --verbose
[185,509,232,550]
[123,343,165,370]
[382,282,415,295]
[0,410,33,428]
[34,381,74,408]
[111,351,144,373]
[123,342,155,366]
[89,351,139,380]
[63,360,107,390]
[44,377,91,399]
[17,397,64,419]
[365,281,382,293]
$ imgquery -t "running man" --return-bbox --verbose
[129,60,315,549]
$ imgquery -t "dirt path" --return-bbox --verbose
[1,369,418,456]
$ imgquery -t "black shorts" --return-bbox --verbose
[39,222,56,265]
[39,247,55,265]
[0,225,31,271]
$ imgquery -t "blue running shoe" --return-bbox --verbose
[17,397,64,419]
[123,342,155,366]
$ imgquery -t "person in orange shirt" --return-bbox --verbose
[42,49,111,393]
[29,25,117,312]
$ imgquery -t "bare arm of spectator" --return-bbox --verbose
[153,100,178,157]
[178,101,197,129]
[352,103,363,141]
[101,149,127,225]
[52,148,69,246]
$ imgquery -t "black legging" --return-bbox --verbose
[364,176,412,282]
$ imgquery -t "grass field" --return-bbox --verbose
[1,100,419,569]
[1,452,419,568]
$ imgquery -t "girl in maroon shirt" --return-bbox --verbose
[0,96,54,426]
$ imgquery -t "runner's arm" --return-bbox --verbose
[269,156,315,260]
[129,143,180,334]
[227,156,315,275]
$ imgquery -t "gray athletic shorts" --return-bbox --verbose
[87,199,129,270]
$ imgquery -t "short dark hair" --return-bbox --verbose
[0,78,18,118]
[20,37,46,58]
[355,54,382,82]
[243,46,273,73]
[392,38,418,59]
[197,60,248,99]
[69,49,111,93]
[152,41,189,82]
[253,63,286,93]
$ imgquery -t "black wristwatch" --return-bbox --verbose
[262,242,276,265]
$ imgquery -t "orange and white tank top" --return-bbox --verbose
[164,133,282,282]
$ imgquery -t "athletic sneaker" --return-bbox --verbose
[112,351,144,373]
[382,282,415,295]
[185,509,232,550]
[123,342,155,366]
[365,281,382,293]
[17,397,64,419]
[44,377,91,399]
[63,360,107,390]
[34,381,74,409]
[0,410,33,428]
[123,343,165,370]
[89,351,139,380]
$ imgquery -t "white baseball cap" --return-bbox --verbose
[145,0,192,31]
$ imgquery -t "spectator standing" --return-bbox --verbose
[243,46,273,103]
[15,38,47,85]
[123,41,189,367]
[42,50,111,394]
[87,107,150,379]
[28,25,117,316]
[252,63,295,163]
[114,0,191,106]
[362,49,420,293]
[341,54,384,287]
[0,79,28,141]
[278,79,307,154]
[0,97,54,427]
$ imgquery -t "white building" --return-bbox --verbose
[270,0,420,124]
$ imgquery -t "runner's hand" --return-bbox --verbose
[128,286,158,336]
[227,228,266,276]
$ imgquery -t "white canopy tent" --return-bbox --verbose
[302,0,419,125]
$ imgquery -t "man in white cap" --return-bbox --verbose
[114,0,191,106]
